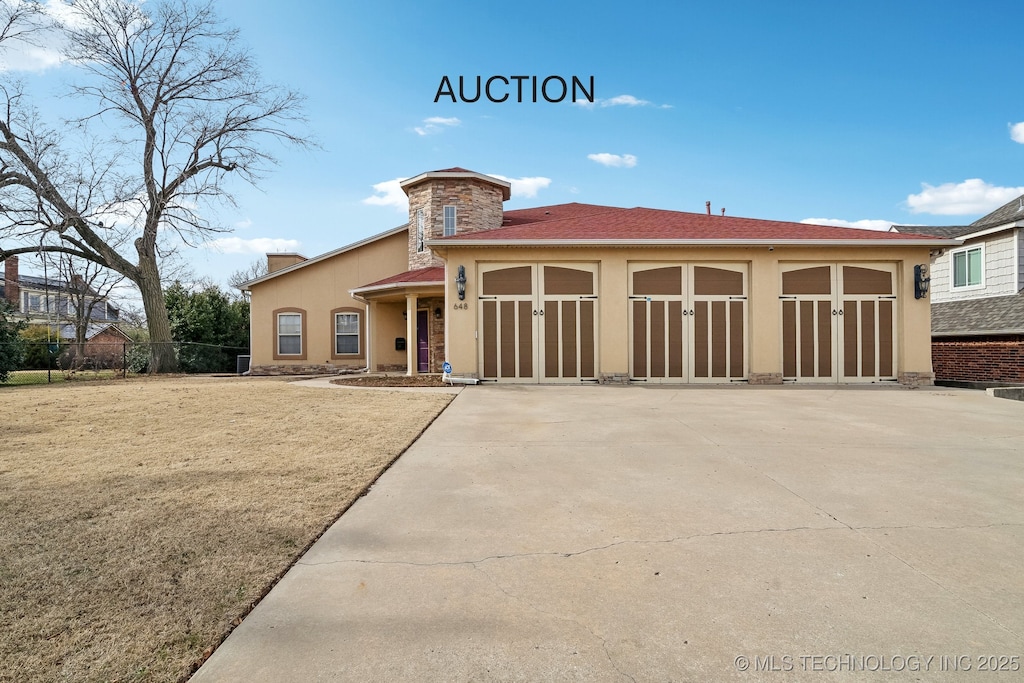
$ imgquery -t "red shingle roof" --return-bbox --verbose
[439,205,947,242]
[357,267,444,290]
[500,202,620,226]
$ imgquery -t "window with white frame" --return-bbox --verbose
[277,312,303,355]
[416,209,425,252]
[443,205,457,236]
[24,292,58,313]
[335,312,360,354]
[952,245,983,289]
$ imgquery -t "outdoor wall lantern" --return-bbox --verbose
[914,264,930,299]
[434,307,443,320]
[455,265,467,300]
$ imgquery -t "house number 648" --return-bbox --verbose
[452,302,469,310]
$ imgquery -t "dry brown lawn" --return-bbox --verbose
[0,377,453,683]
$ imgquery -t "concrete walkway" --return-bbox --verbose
[191,385,1024,682]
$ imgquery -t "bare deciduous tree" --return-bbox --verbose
[0,0,309,371]
[227,256,268,293]
[0,0,43,48]
[53,253,126,364]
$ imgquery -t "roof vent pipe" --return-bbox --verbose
[721,208,726,216]
[705,201,711,215]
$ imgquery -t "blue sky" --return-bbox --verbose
[4,0,1024,291]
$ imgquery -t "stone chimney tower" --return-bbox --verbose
[400,168,511,270]
[3,255,19,309]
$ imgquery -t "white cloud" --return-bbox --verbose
[575,93,672,110]
[1010,122,1024,144]
[234,218,253,230]
[0,0,90,73]
[604,94,649,107]
[801,218,895,232]
[486,174,551,199]
[414,116,461,136]
[906,178,1024,215]
[362,177,409,212]
[588,153,638,168]
[0,43,62,72]
[204,237,301,254]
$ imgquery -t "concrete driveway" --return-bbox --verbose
[191,385,1024,682]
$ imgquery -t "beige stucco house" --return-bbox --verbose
[241,167,957,385]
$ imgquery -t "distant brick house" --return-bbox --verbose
[2,255,131,363]
[895,195,1024,386]
[240,167,954,385]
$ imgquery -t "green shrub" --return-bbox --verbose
[0,301,27,382]
[18,325,64,370]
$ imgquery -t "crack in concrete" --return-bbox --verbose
[746,466,1024,643]
[295,525,837,569]
[295,522,1023,570]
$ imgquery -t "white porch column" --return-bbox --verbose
[365,300,376,372]
[405,293,417,376]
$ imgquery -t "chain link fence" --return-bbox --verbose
[0,341,250,386]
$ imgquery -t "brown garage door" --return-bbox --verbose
[780,263,897,382]
[480,263,598,383]
[629,263,747,383]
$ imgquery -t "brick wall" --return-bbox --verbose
[3,255,19,308]
[932,335,1024,384]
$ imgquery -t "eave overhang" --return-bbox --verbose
[426,238,962,248]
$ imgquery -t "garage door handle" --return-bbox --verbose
[683,309,689,316]
[533,309,538,315]
[832,309,838,315]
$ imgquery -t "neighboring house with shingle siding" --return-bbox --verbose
[895,195,1024,386]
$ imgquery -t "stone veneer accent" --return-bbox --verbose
[748,372,784,385]
[599,373,631,385]
[251,364,361,376]
[406,177,506,270]
[897,371,935,387]
[422,296,446,374]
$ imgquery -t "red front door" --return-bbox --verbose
[416,310,429,373]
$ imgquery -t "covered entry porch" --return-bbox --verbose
[351,267,446,375]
